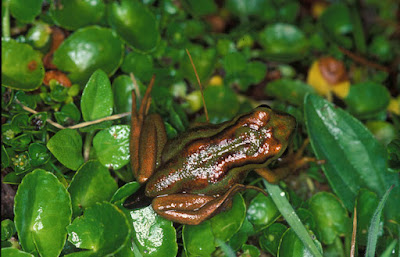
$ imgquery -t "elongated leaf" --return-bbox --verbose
[1,248,34,257]
[365,186,394,257]
[81,69,113,121]
[263,180,323,257]
[14,169,72,257]
[304,94,399,211]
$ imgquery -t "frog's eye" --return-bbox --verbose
[258,104,271,109]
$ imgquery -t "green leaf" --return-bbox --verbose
[247,193,280,231]
[183,221,216,256]
[68,160,118,217]
[28,143,50,167]
[304,94,399,211]
[210,194,246,243]
[263,181,323,257]
[365,186,394,257]
[92,125,130,170]
[2,39,44,91]
[47,129,84,171]
[108,0,160,52]
[259,23,308,63]
[1,219,16,241]
[110,181,140,205]
[53,26,124,85]
[183,0,217,16]
[1,248,34,257]
[265,79,316,107]
[225,0,276,21]
[14,169,72,257]
[112,75,138,115]
[355,189,379,246]
[126,206,178,256]
[344,82,390,118]
[50,0,106,30]
[278,228,322,257]
[121,51,154,82]
[67,202,130,256]
[2,145,10,168]
[259,223,287,255]
[9,0,43,23]
[81,69,114,121]
[307,192,351,244]
[203,85,240,123]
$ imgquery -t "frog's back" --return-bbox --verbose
[145,106,295,197]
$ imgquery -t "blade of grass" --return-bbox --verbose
[263,180,323,257]
[365,185,395,257]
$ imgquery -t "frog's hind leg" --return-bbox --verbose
[152,184,252,225]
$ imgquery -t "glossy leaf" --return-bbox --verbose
[247,192,280,231]
[92,125,130,170]
[50,0,106,30]
[259,223,287,256]
[278,228,322,257]
[108,0,160,52]
[9,0,42,23]
[183,221,216,256]
[110,181,140,205]
[1,248,34,257]
[126,206,178,256]
[2,39,44,91]
[304,94,399,211]
[307,192,351,244]
[183,0,217,16]
[81,69,113,121]
[47,129,84,171]
[53,26,124,85]
[203,85,240,123]
[1,219,16,241]
[259,24,308,62]
[121,51,154,82]
[14,169,72,257]
[68,160,118,217]
[112,75,138,115]
[225,0,276,21]
[210,194,246,243]
[67,202,130,256]
[28,143,50,167]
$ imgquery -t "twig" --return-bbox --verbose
[350,206,357,257]
[15,99,131,130]
[338,47,389,72]
[185,48,210,123]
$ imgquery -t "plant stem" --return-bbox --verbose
[83,131,95,161]
[2,2,10,38]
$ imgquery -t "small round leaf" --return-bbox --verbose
[93,125,130,170]
[14,169,72,257]
[68,160,118,217]
[2,39,44,91]
[67,202,130,256]
[53,26,124,85]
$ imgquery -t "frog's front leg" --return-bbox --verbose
[130,75,167,183]
[152,184,254,225]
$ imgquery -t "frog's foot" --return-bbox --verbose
[152,184,254,225]
[255,139,324,183]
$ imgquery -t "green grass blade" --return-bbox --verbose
[365,185,395,257]
[263,180,323,257]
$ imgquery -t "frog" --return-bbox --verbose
[129,75,297,225]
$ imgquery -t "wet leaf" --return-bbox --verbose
[67,202,130,256]
[68,160,118,217]
[2,39,44,91]
[92,125,130,170]
[47,129,84,171]
[14,169,72,257]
